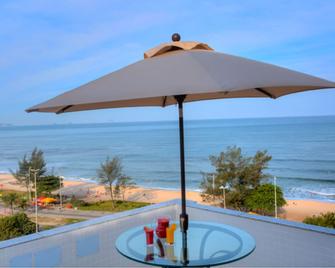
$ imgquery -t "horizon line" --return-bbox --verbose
[1,114,335,128]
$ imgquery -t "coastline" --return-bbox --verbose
[2,117,335,201]
[1,173,334,222]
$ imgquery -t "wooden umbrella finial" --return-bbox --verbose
[172,33,181,42]
[144,34,213,59]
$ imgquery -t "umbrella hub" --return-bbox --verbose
[144,33,213,59]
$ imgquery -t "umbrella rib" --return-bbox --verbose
[56,105,73,114]
[255,88,276,99]
[162,96,167,107]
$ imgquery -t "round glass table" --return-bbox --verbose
[116,221,255,267]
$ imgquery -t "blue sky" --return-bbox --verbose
[1,0,335,125]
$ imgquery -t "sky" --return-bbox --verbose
[1,0,335,125]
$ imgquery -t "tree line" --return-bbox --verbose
[6,146,285,215]
[10,148,62,199]
[5,147,135,208]
[200,146,286,216]
[0,148,136,241]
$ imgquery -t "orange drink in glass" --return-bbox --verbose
[166,223,177,244]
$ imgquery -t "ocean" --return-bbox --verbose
[1,116,335,201]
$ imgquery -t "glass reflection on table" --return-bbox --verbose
[116,221,255,267]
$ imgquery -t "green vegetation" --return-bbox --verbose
[1,192,29,214]
[38,218,85,231]
[37,175,62,195]
[65,218,85,224]
[77,200,148,212]
[0,189,25,196]
[114,176,136,201]
[96,157,134,208]
[97,157,122,207]
[0,213,35,241]
[200,146,286,214]
[11,147,46,199]
[29,217,85,232]
[1,193,20,214]
[11,148,63,196]
[303,212,335,229]
[245,184,286,215]
[69,196,85,208]
[15,196,29,211]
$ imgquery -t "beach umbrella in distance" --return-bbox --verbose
[42,197,57,204]
[26,33,335,234]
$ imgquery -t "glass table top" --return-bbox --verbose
[115,221,256,267]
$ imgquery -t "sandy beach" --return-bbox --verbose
[282,199,335,221]
[1,173,334,223]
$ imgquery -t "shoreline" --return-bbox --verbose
[1,173,335,222]
[2,172,334,203]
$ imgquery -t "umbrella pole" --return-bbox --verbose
[175,95,188,233]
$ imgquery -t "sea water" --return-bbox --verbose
[1,116,335,201]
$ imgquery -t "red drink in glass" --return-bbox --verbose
[144,227,154,245]
[156,217,170,238]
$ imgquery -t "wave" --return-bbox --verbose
[276,176,335,183]
[3,171,335,202]
[62,177,98,184]
[273,158,335,164]
[285,187,335,202]
[62,175,335,202]
[270,165,335,171]
[59,175,203,192]
[305,190,335,197]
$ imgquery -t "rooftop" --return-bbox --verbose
[0,200,334,267]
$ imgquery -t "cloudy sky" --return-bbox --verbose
[1,0,335,125]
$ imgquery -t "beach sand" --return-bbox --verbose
[282,199,335,222]
[1,173,334,223]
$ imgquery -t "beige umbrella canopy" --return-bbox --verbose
[26,34,335,114]
[26,33,335,234]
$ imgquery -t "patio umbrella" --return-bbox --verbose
[37,197,46,202]
[26,33,335,233]
[42,197,57,204]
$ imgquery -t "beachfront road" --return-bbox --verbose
[30,208,109,219]
[0,203,108,220]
